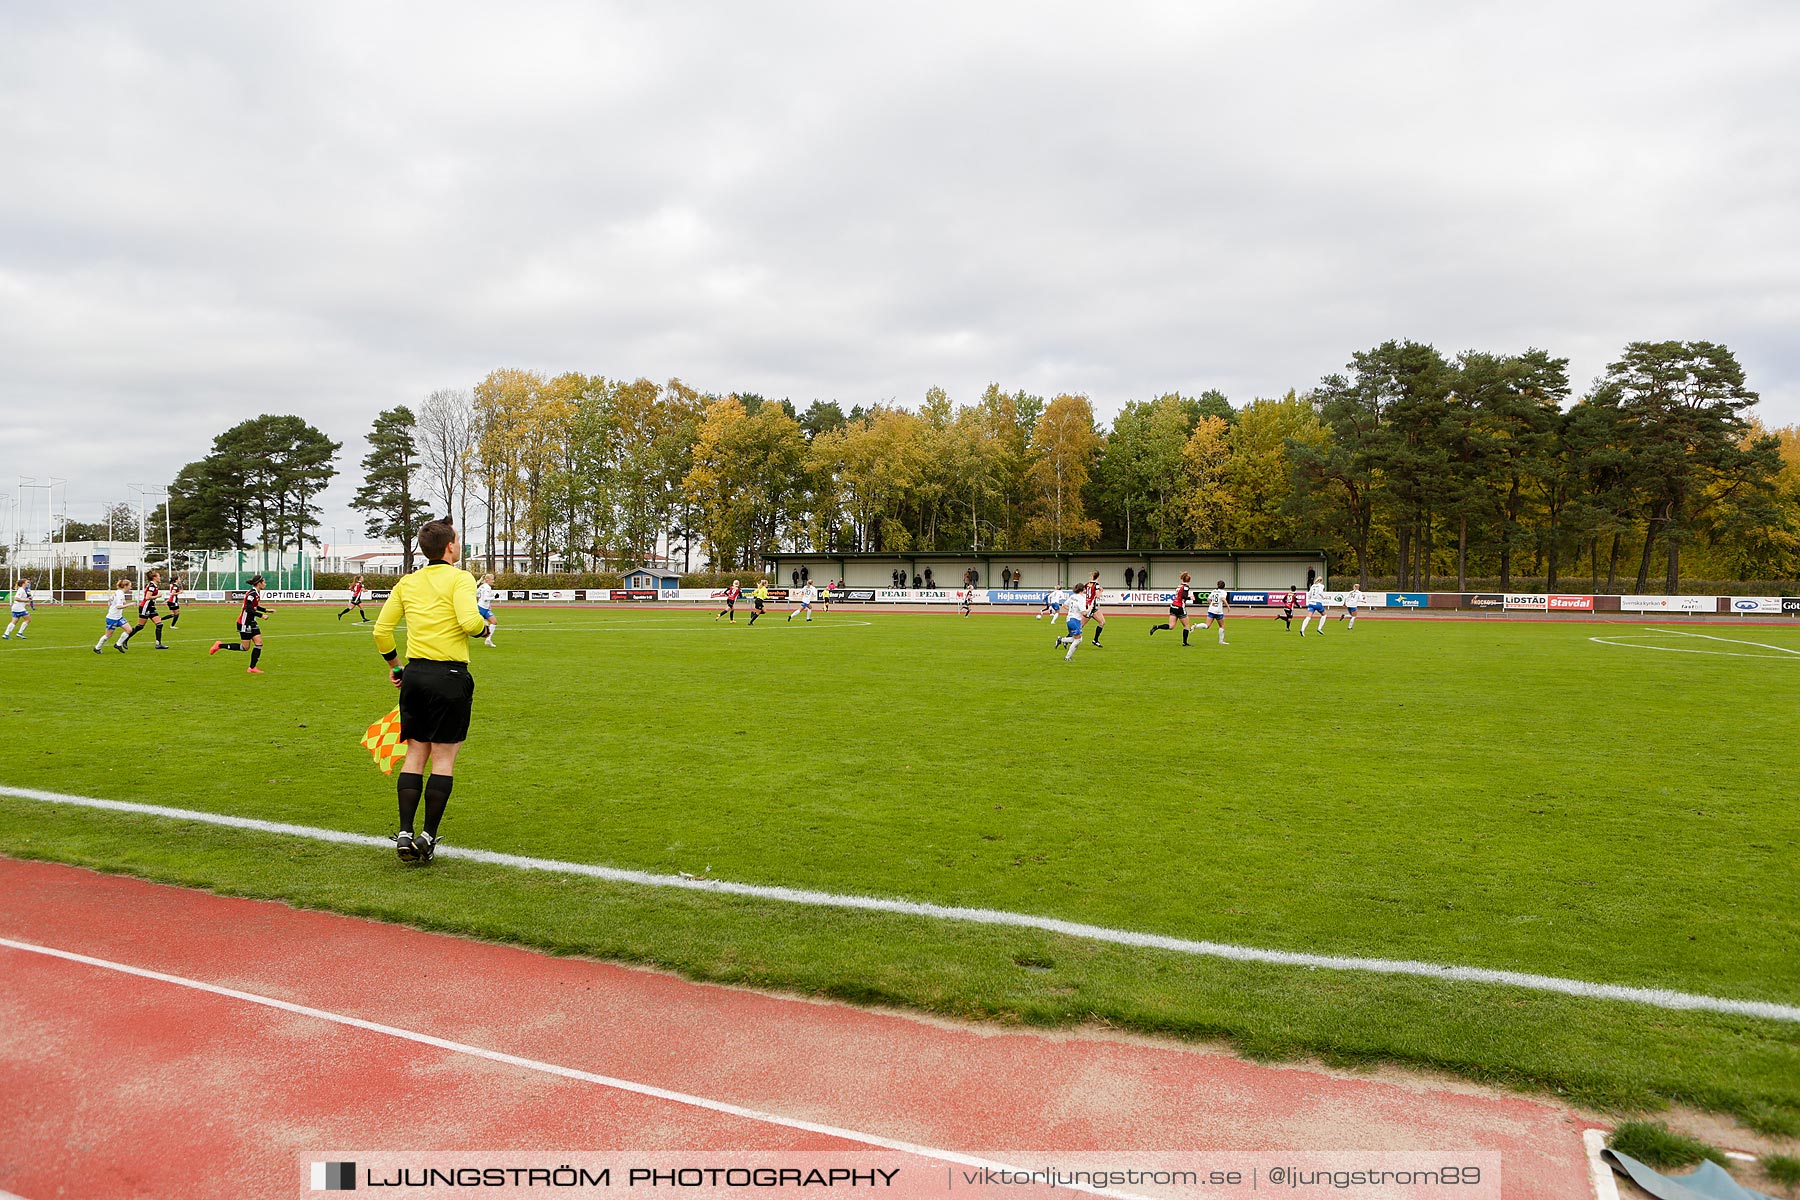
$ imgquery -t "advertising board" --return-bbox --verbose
[1504,594,1548,611]
[1728,596,1783,614]
[608,590,659,601]
[1464,593,1504,609]
[988,589,1050,604]
[1385,593,1428,608]
[1620,595,1716,613]
[1547,594,1594,611]
[877,589,952,602]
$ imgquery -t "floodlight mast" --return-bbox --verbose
[127,483,170,578]
[18,477,68,599]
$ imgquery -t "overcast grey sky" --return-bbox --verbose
[3,1,1796,539]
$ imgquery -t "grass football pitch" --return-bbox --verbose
[1,602,1796,1131]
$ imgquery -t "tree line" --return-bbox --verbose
[154,338,1800,591]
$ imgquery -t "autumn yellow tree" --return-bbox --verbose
[1178,415,1232,547]
[472,367,544,570]
[682,397,807,568]
[1023,394,1102,549]
[1218,393,1325,548]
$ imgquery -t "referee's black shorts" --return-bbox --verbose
[399,659,475,744]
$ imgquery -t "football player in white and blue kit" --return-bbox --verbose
[1300,580,1328,636]
[1035,586,1068,620]
[94,579,132,652]
[2,577,33,640]
[1344,585,1364,629]
[1053,589,1089,661]
[787,581,817,622]
[1199,580,1230,645]
[476,573,498,646]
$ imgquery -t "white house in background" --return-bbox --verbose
[11,541,154,571]
[620,564,682,593]
[316,542,409,574]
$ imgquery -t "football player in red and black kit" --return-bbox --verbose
[338,574,371,622]
[1081,571,1107,647]
[119,569,169,650]
[210,574,270,673]
[165,577,185,628]
[1149,571,1196,645]
[715,579,742,621]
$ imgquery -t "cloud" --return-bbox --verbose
[2,0,1796,531]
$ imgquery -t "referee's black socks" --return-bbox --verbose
[423,775,454,837]
[397,772,424,833]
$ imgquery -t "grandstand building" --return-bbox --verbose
[761,550,1328,591]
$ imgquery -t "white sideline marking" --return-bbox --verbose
[4,783,1799,1025]
[1582,1129,1620,1200]
[0,936,1147,1200]
[1590,628,1800,659]
[0,618,874,652]
[1648,628,1800,655]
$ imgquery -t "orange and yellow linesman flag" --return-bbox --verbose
[361,706,408,775]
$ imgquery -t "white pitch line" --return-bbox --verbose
[1646,628,1800,656]
[0,936,1148,1200]
[1587,635,1799,660]
[0,618,874,652]
[6,785,1798,1023]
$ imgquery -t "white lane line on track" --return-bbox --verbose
[0,936,1149,1200]
[4,784,1798,1025]
[1582,1129,1621,1200]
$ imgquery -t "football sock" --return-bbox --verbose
[122,623,141,644]
[222,643,244,651]
[249,646,261,668]
[397,772,424,833]
[155,626,165,647]
[338,608,350,618]
[1181,629,1189,645]
[423,775,454,837]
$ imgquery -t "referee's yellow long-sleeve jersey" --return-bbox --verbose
[372,564,488,663]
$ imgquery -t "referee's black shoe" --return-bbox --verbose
[415,832,439,864]
[394,831,419,862]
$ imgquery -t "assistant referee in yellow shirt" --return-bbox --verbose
[372,519,491,864]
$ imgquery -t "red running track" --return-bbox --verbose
[0,857,1596,1199]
